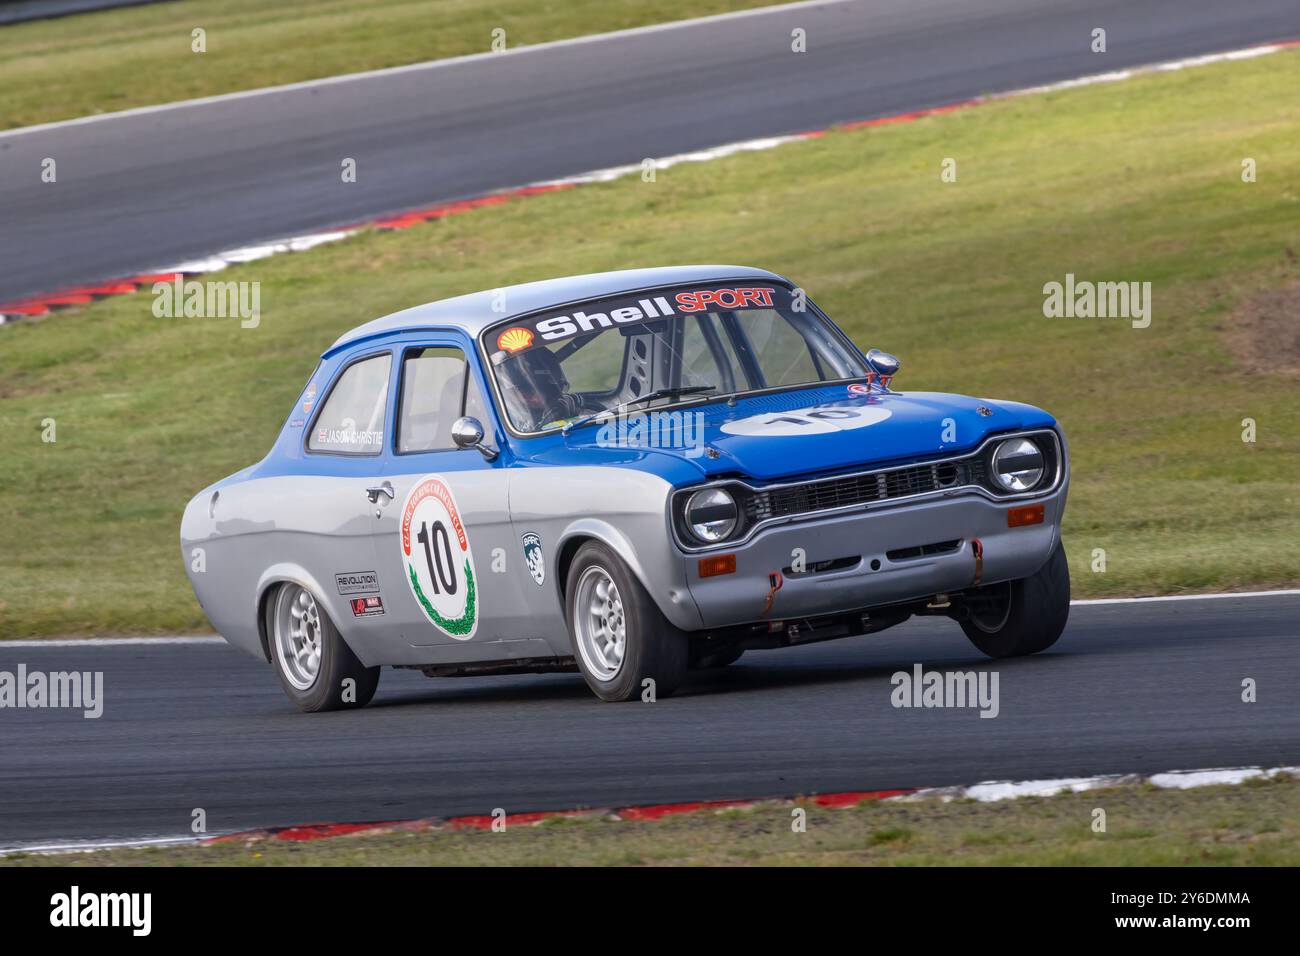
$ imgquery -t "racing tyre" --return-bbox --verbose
[960,540,1070,658]
[566,541,689,702]
[268,583,380,712]
[692,646,745,669]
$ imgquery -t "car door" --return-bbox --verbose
[366,337,537,660]
[292,348,393,665]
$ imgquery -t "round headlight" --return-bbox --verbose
[686,488,738,543]
[992,438,1045,492]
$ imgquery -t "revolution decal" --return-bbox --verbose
[335,570,380,595]
[399,476,478,640]
[521,532,545,586]
[720,404,892,437]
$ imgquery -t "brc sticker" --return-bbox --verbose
[720,404,892,437]
[400,476,478,640]
[521,532,545,586]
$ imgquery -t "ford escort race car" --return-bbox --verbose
[181,265,1070,711]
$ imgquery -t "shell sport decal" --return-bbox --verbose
[720,404,892,437]
[399,476,478,640]
[521,532,545,587]
[496,327,535,353]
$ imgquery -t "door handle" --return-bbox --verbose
[365,481,395,503]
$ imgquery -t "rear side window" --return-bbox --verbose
[398,347,489,453]
[308,353,391,455]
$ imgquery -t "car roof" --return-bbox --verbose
[327,264,786,354]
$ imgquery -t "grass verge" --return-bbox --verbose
[1,49,1298,638]
[5,776,1297,866]
[0,0,780,130]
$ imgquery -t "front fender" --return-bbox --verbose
[557,518,704,631]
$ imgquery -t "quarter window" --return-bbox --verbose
[308,353,391,454]
[398,347,488,453]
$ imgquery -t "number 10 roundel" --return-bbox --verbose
[399,476,478,640]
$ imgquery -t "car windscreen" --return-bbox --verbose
[483,284,868,433]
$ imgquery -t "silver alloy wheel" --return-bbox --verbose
[573,565,627,681]
[274,584,323,690]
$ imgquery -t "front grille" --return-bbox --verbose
[745,457,986,523]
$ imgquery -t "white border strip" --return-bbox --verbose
[0,0,856,140]
[4,764,1295,856]
[901,765,1300,803]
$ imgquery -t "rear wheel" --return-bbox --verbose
[269,583,380,712]
[960,541,1070,658]
[566,541,688,701]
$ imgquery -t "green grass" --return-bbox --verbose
[1,49,1298,638]
[6,777,1297,866]
[0,0,780,130]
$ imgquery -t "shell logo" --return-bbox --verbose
[497,327,534,353]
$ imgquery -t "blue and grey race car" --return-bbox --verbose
[181,265,1070,711]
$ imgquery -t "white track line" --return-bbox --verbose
[0,636,225,649]
[0,0,857,140]
[1072,588,1300,606]
[0,588,1295,648]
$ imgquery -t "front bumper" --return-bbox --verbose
[680,486,1064,628]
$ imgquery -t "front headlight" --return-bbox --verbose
[685,487,738,543]
[991,438,1045,492]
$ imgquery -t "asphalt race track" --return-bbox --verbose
[3,0,1300,304]
[1,594,1296,848]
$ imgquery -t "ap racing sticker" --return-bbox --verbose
[399,476,478,640]
[720,404,892,437]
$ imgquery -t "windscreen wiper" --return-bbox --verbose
[561,385,717,435]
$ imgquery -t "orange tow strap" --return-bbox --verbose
[760,571,784,618]
[971,538,984,586]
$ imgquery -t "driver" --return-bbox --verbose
[496,347,584,430]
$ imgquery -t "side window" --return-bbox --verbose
[738,310,818,386]
[398,347,487,453]
[308,353,391,454]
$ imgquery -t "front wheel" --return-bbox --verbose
[566,541,688,702]
[269,583,380,712]
[960,540,1070,658]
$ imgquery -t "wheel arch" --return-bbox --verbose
[254,565,347,664]
[554,519,703,631]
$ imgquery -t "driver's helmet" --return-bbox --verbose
[496,347,577,429]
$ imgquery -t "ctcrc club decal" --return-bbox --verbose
[720,404,892,437]
[521,532,545,587]
[399,476,478,640]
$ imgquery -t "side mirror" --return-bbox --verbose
[451,416,498,462]
[865,348,901,387]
